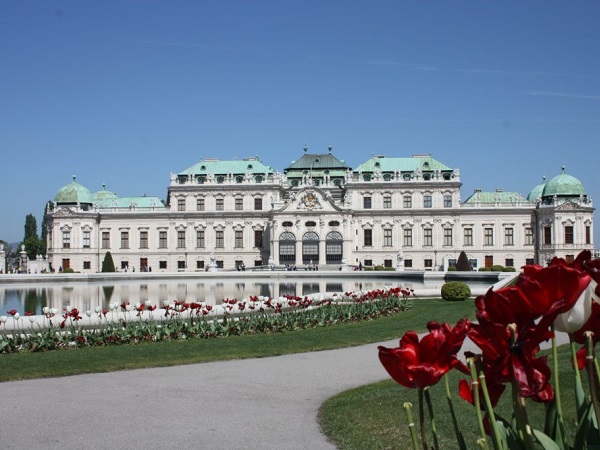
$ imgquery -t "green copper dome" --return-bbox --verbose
[94,184,118,204]
[527,177,546,201]
[54,176,94,205]
[542,167,586,198]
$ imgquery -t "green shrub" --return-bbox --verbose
[63,268,75,273]
[374,265,385,271]
[102,251,116,272]
[503,266,517,272]
[441,281,471,301]
[456,251,472,271]
[447,266,457,271]
[478,267,491,272]
[491,265,504,272]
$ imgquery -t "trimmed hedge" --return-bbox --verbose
[441,281,471,301]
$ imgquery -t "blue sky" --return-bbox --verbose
[1,1,599,245]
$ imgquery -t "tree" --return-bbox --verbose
[456,251,472,272]
[102,251,116,272]
[22,214,44,260]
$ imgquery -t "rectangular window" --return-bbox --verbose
[484,228,493,246]
[254,197,262,210]
[159,261,167,269]
[565,226,574,244]
[444,195,452,208]
[544,226,552,245]
[197,260,205,269]
[197,198,205,211]
[83,261,91,270]
[403,229,412,247]
[363,196,372,209]
[139,231,148,249]
[177,261,186,269]
[525,227,534,245]
[235,230,243,248]
[424,228,433,246]
[101,231,110,249]
[504,227,514,246]
[383,229,392,247]
[159,231,167,248]
[505,258,514,267]
[177,230,186,249]
[384,259,393,268]
[83,231,91,248]
[216,230,224,248]
[404,259,412,268]
[177,198,186,211]
[403,195,412,209]
[525,258,535,265]
[62,230,71,249]
[196,230,205,248]
[586,226,591,245]
[424,259,433,268]
[423,195,432,208]
[383,195,392,209]
[464,228,473,246]
[364,259,372,267]
[364,229,373,246]
[443,228,453,246]
[254,230,263,248]
[121,231,129,249]
[235,197,243,210]
[216,198,224,211]
[469,259,478,269]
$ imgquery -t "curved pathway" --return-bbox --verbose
[0,331,568,450]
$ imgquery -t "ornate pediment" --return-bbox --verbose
[52,207,77,217]
[556,201,579,211]
[298,191,322,210]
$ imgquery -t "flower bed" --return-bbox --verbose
[0,286,414,354]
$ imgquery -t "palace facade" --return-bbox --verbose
[45,147,595,272]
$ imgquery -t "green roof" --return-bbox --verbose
[464,190,527,204]
[54,177,94,204]
[179,158,273,176]
[354,155,452,173]
[527,179,546,201]
[94,184,118,203]
[542,168,586,198]
[94,196,166,209]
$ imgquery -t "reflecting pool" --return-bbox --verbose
[0,274,499,315]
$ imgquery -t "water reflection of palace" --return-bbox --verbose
[0,278,425,315]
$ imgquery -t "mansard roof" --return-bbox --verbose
[179,157,274,176]
[354,154,452,173]
[285,150,350,172]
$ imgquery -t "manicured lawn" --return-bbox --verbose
[0,297,475,382]
[318,344,582,449]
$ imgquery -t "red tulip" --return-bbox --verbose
[378,319,469,389]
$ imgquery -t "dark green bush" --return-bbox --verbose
[63,268,75,273]
[441,281,471,301]
[456,251,472,271]
[447,266,457,271]
[102,251,116,273]
[491,265,504,272]
[478,267,491,272]
[503,266,517,272]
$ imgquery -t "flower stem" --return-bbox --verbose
[403,402,420,450]
[478,370,503,450]
[508,324,534,450]
[551,325,569,449]
[423,387,440,450]
[418,388,428,450]
[585,332,600,440]
[468,358,488,446]
[444,373,467,450]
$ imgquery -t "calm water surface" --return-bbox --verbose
[0,276,493,315]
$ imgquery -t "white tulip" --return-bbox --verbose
[554,280,594,334]
[13,312,20,320]
[0,316,7,323]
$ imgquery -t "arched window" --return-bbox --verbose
[302,232,319,265]
[326,231,343,264]
[279,232,296,265]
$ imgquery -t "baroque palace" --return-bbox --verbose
[45,147,594,273]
